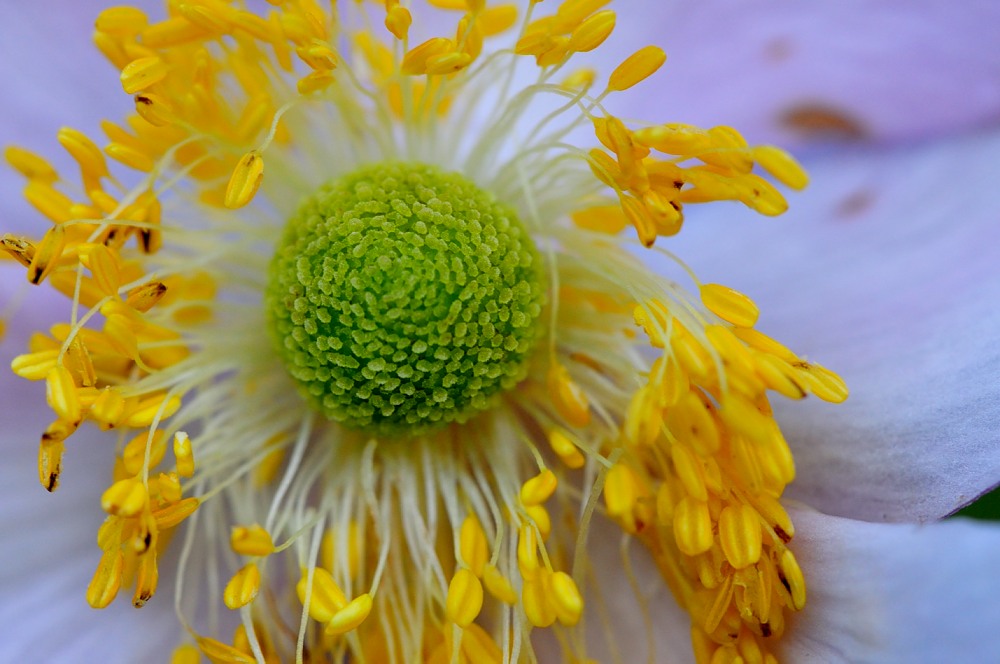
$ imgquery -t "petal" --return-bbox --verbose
[662,130,1000,521]
[783,506,1000,662]
[0,0,146,234]
[610,1,1000,146]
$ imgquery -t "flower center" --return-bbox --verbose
[266,162,544,434]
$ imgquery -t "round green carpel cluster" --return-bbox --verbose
[266,162,545,435]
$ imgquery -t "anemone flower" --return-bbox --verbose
[1,2,999,664]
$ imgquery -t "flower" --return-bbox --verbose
[0,1,996,664]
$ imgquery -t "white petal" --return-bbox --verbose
[659,129,1000,522]
[783,506,1000,663]
[610,1,1000,146]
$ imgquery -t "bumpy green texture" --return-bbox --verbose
[266,162,544,434]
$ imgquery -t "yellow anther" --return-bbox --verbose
[747,495,794,545]
[142,16,212,48]
[120,56,169,95]
[459,515,489,577]
[153,497,200,530]
[321,521,363,578]
[177,3,233,33]
[524,504,551,540]
[125,282,168,315]
[753,145,809,190]
[608,45,666,92]
[223,563,261,609]
[172,431,195,478]
[604,462,640,528]
[483,564,517,604]
[11,349,58,381]
[401,38,454,75]
[625,384,664,447]
[24,181,73,223]
[517,523,540,577]
[778,549,807,610]
[133,549,159,608]
[58,126,109,182]
[671,442,708,502]
[446,568,484,627]
[733,174,788,216]
[325,593,373,635]
[101,477,148,517]
[196,636,255,664]
[795,362,849,403]
[230,524,275,557]
[425,51,473,76]
[134,93,177,127]
[385,5,411,40]
[45,365,79,423]
[571,203,627,234]
[38,436,65,492]
[554,0,611,28]
[700,283,760,328]
[225,151,265,209]
[568,9,615,53]
[547,428,585,469]
[105,142,154,172]
[122,430,166,475]
[520,469,558,506]
[718,504,763,569]
[253,444,285,487]
[752,353,806,400]
[460,623,503,663]
[560,67,597,90]
[547,363,590,427]
[620,193,657,247]
[27,223,67,285]
[158,471,183,503]
[95,6,148,36]
[5,146,58,182]
[427,0,467,9]
[522,570,557,627]
[551,571,584,626]
[667,391,721,456]
[170,644,201,664]
[87,549,124,609]
[673,496,714,556]
[296,567,348,623]
[719,395,774,447]
[731,327,798,363]
[480,5,519,37]
[1,235,36,268]
[85,244,122,297]
[123,394,181,428]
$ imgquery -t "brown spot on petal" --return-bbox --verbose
[782,103,868,141]
[837,189,875,219]
[764,38,794,63]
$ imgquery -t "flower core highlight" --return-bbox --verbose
[266,162,544,433]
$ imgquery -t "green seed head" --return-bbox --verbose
[266,162,544,435]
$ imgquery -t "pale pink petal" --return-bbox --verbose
[659,128,1000,522]
[782,506,1000,662]
[609,0,1000,147]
